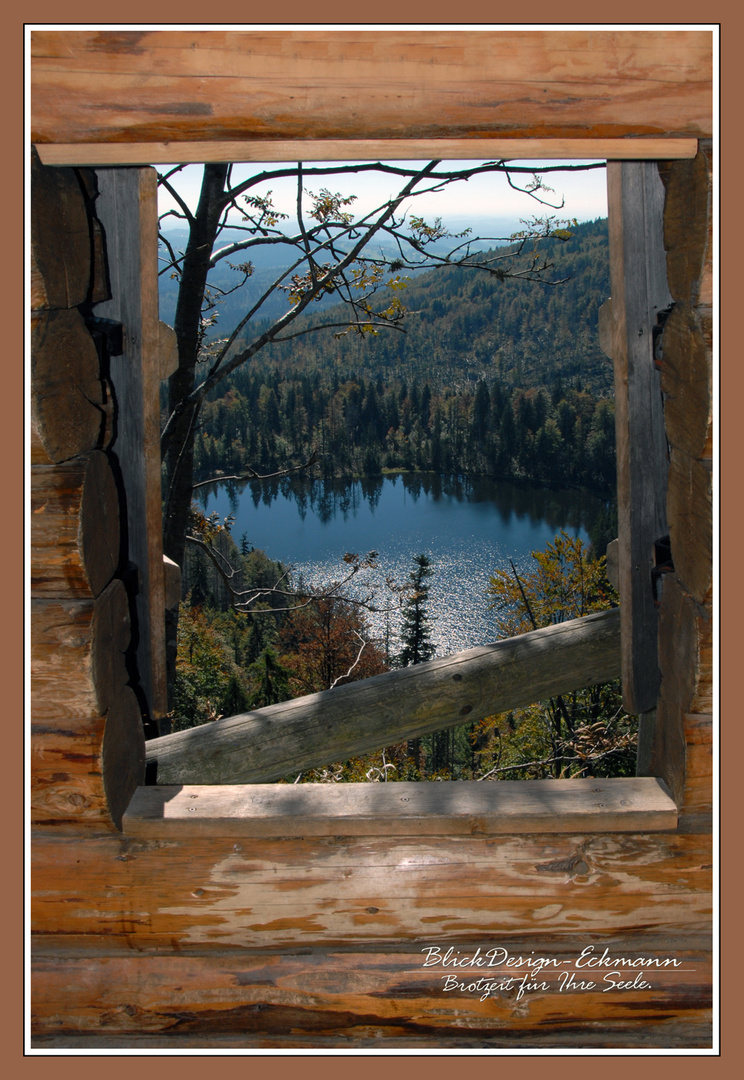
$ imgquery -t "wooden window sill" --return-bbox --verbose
[122,777,677,838]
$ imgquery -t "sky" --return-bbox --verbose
[157,159,608,238]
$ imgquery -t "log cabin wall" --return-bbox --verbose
[30,151,147,831]
[649,149,714,830]
[29,29,714,1049]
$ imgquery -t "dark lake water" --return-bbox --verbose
[196,473,603,656]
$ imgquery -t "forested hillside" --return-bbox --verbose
[187,219,615,496]
[239,217,611,395]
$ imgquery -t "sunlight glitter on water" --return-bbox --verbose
[202,473,597,658]
[284,538,536,658]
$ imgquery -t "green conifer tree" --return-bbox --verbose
[398,554,436,667]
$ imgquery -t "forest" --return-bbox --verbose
[167,216,633,782]
[190,219,616,497]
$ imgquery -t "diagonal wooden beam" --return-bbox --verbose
[147,608,621,785]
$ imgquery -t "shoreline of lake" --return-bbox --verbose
[196,471,605,655]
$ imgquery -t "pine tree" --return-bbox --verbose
[398,554,436,667]
[248,647,292,708]
[398,554,436,774]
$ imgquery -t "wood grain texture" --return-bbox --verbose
[607,162,671,715]
[659,303,711,461]
[30,30,712,146]
[29,1027,714,1049]
[666,451,713,606]
[93,167,167,722]
[148,609,621,785]
[30,719,109,825]
[124,777,677,839]
[30,309,105,465]
[30,148,91,309]
[649,575,712,806]
[681,714,713,816]
[30,828,712,951]
[660,151,712,305]
[31,451,120,599]
[29,944,711,1046]
[31,577,130,721]
[37,138,700,168]
[30,687,145,829]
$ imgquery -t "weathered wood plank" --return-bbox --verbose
[29,1027,715,1050]
[607,161,672,715]
[31,451,120,599]
[29,946,711,1045]
[37,138,700,168]
[30,829,713,951]
[30,30,713,146]
[30,720,109,825]
[148,608,621,785]
[124,777,677,838]
[93,167,167,723]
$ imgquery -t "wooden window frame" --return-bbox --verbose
[65,145,686,839]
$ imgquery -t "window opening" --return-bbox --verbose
[84,150,678,833]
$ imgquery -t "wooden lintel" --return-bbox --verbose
[29,29,714,149]
[34,138,700,168]
[123,776,678,837]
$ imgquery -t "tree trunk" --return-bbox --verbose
[162,163,229,570]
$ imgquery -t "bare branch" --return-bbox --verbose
[329,630,369,689]
[185,533,391,616]
[191,451,319,491]
[157,171,196,226]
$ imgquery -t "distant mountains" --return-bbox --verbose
[158,214,542,337]
[159,217,611,398]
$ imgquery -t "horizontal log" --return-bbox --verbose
[125,777,678,838]
[31,308,105,464]
[650,575,711,806]
[148,609,621,785]
[29,945,711,1045]
[31,451,120,599]
[30,719,108,825]
[30,30,713,146]
[31,577,130,721]
[29,1027,715,1051]
[30,826,712,950]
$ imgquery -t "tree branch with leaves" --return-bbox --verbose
[158,158,601,577]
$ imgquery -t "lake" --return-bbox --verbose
[196,473,603,656]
